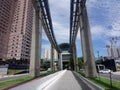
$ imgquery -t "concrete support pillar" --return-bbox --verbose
[29,7,42,77]
[50,45,54,72]
[58,53,62,70]
[79,5,97,77]
[75,44,78,72]
[72,43,78,72]
[58,53,60,70]
[72,44,76,71]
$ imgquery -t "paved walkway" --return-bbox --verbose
[44,70,82,90]
[9,70,66,90]
[9,70,94,90]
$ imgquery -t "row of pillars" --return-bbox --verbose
[72,4,97,77]
[29,1,56,77]
[29,0,97,77]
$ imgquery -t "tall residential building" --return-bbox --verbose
[44,48,51,60]
[107,46,119,58]
[117,48,120,57]
[0,0,33,60]
[53,48,58,61]
[44,48,58,61]
[0,0,15,60]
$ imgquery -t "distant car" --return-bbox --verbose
[47,68,51,72]
[80,69,84,72]
[99,69,112,73]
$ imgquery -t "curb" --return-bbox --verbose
[74,72,104,90]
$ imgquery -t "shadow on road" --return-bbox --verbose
[72,72,92,90]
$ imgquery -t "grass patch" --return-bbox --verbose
[88,77,120,90]
[39,71,54,77]
[78,71,85,77]
[78,72,120,90]
[0,71,56,89]
[7,69,25,75]
[0,76,33,89]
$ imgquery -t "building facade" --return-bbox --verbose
[0,0,15,60]
[44,48,58,61]
[107,47,120,58]
[0,0,33,60]
[44,48,51,61]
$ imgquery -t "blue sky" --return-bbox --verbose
[41,0,120,58]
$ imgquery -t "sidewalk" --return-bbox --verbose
[44,70,83,90]
[9,70,66,90]
[9,70,103,90]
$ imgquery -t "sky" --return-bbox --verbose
[41,0,120,58]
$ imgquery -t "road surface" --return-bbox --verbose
[9,70,100,90]
[100,73,120,82]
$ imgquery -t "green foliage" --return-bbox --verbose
[40,71,54,77]
[78,57,84,69]
[78,71,85,77]
[78,71,120,90]
[67,57,74,70]
[40,61,50,70]
[59,43,70,50]
[88,77,120,90]
[0,77,33,89]
[7,69,25,75]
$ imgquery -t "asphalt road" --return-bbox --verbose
[100,73,120,82]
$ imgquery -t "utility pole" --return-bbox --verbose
[97,51,99,60]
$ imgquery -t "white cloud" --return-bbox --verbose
[52,21,69,44]
[86,0,120,48]
[48,0,70,44]
[41,0,120,57]
[91,25,106,39]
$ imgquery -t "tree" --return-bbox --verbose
[67,57,74,70]
[78,57,84,69]
[40,61,50,70]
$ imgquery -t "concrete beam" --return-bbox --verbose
[79,5,97,77]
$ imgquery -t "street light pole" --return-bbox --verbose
[97,51,99,60]
[110,39,113,57]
